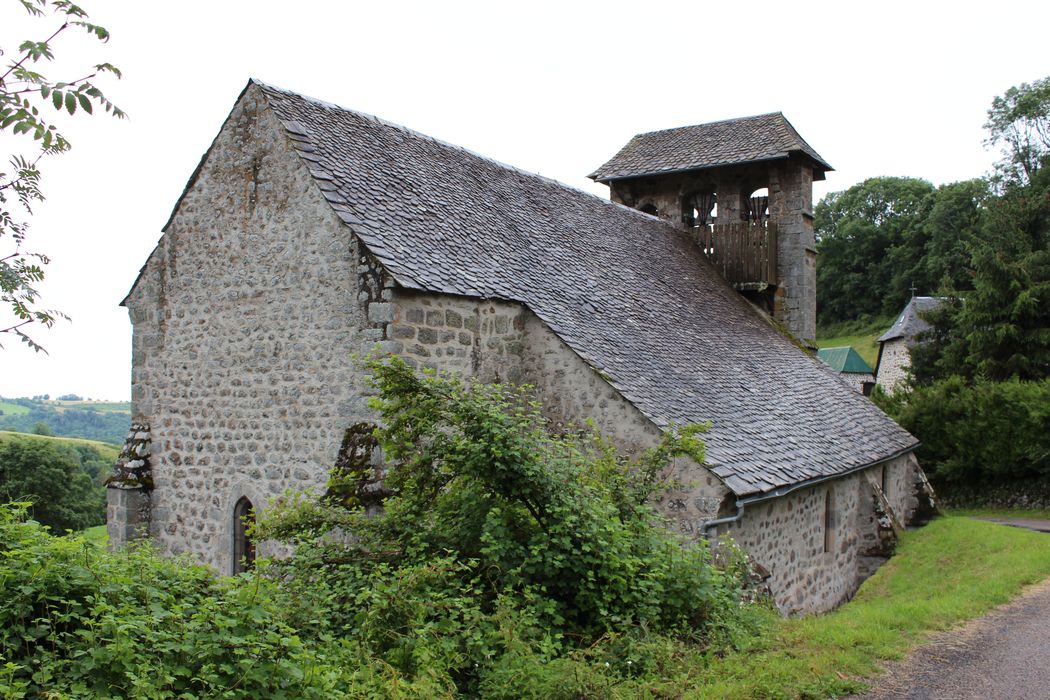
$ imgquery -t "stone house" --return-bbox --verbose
[817,346,876,394]
[875,296,945,394]
[108,81,935,615]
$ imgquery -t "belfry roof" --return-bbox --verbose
[589,112,832,183]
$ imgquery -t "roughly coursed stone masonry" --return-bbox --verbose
[724,453,922,614]
[114,94,384,573]
[875,339,912,395]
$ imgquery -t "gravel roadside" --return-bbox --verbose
[848,520,1050,700]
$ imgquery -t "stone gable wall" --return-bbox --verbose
[116,86,383,573]
[876,339,911,394]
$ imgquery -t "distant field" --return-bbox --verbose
[50,400,131,414]
[0,430,121,459]
[0,401,31,416]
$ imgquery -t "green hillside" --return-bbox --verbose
[0,400,31,416]
[0,397,129,444]
[0,431,120,459]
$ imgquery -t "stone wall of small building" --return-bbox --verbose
[876,339,911,394]
[835,371,875,394]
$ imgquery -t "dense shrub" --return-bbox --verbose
[876,377,1050,485]
[0,505,356,699]
[0,358,764,698]
[258,355,761,694]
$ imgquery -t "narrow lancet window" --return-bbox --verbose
[233,497,256,574]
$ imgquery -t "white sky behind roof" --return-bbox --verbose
[1,0,1047,400]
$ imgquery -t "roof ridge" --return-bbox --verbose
[631,111,785,139]
[252,78,677,228]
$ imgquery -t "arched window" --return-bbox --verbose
[682,191,716,228]
[639,202,658,216]
[746,187,769,221]
[233,497,256,574]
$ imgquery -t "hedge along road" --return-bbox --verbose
[851,519,1050,700]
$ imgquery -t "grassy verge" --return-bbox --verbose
[947,506,1050,520]
[675,515,1050,698]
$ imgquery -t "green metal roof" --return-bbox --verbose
[817,346,874,374]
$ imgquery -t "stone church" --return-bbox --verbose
[108,80,935,614]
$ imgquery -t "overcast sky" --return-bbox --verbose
[1,0,1047,400]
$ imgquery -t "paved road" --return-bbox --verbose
[850,519,1050,700]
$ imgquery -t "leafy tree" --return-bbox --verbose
[923,179,987,291]
[31,419,51,435]
[874,377,1050,486]
[1,0,123,351]
[815,176,935,324]
[0,435,103,530]
[913,79,1050,383]
[985,76,1050,186]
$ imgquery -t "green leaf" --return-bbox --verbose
[77,93,92,114]
[65,92,76,115]
[52,90,62,111]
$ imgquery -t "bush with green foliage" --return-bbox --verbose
[258,355,760,695]
[874,377,1050,486]
[0,358,763,698]
[0,504,359,699]
[0,434,104,531]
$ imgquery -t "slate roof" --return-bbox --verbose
[879,297,945,344]
[589,112,832,183]
[252,81,916,499]
[817,347,874,375]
